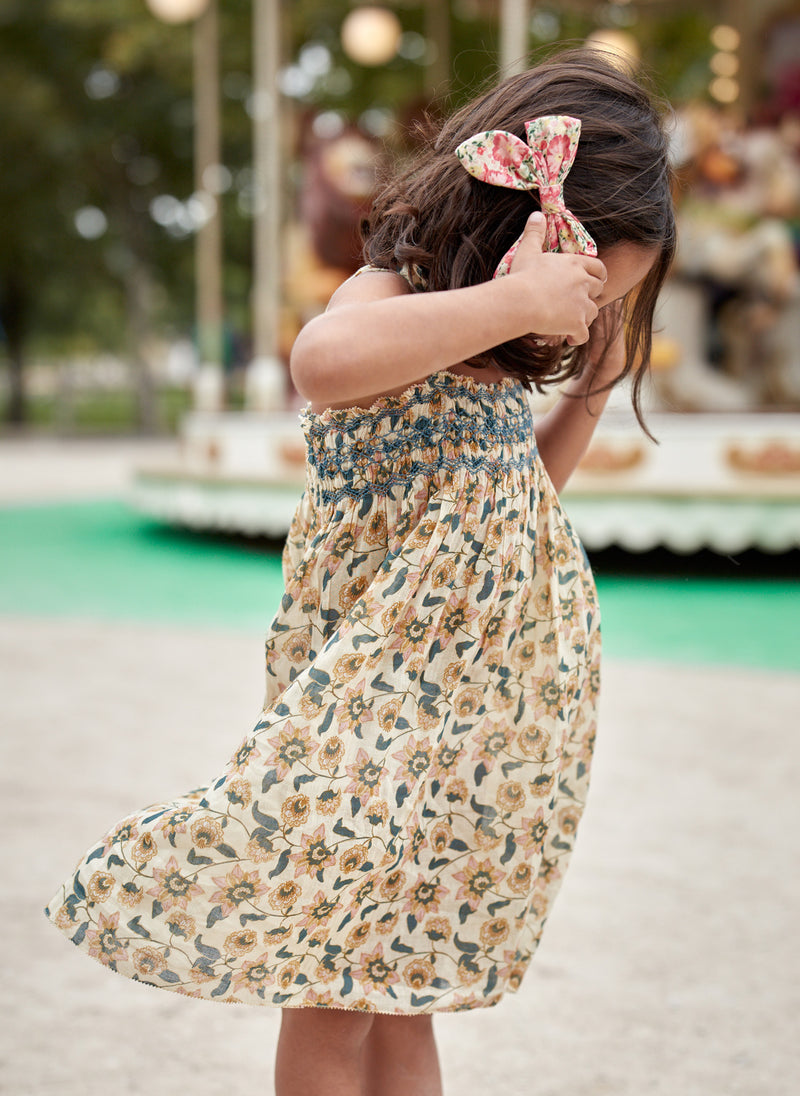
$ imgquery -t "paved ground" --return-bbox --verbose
[2,616,798,1095]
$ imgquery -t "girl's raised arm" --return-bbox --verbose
[290,213,605,409]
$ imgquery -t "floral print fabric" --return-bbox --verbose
[455,115,598,274]
[46,371,600,1014]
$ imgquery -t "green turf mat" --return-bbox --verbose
[0,499,797,671]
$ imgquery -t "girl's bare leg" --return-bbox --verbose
[275,1008,374,1096]
[362,1014,443,1096]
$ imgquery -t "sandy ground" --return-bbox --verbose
[1,614,798,1095]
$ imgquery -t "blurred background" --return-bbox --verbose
[1,4,799,1093]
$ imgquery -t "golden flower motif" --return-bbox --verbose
[318,735,344,773]
[441,659,466,693]
[528,773,555,798]
[456,954,483,985]
[339,576,369,616]
[189,966,216,984]
[283,632,311,664]
[558,806,581,834]
[474,822,503,850]
[530,891,549,919]
[87,871,115,904]
[339,842,369,874]
[316,788,342,815]
[376,911,399,935]
[417,699,441,731]
[246,830,277,862]
[54,904,76,930]
[131,831,157,865]
[518,726,550,760]
[364,510,387,546]
[224,929,258,956]
[403,958,435,989]
[299,693,324,719]
[377,698,402,732]
[430,821,453,854]
[190,817,224,848]
[269,880,300,914]
[166,911,196,938]
[345,922,372,950]
[453,687,483,718]
[424,916,451,941]
[507,863,533,895]
[496,781,526,813]
[117,883,144,909]
[479,918,510,949]
[315,958,339,983]
[281,794,310,828]
[132,947,167,977]
[333,653,366,683]
[444,778,468,804]
[278,959,301,989]
[224,777,252,809]
[365,798,389,826]
[431,558,456,588]
[380,603,402,633]
[380,869,406,901]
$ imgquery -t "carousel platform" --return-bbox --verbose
[131,408,800,554]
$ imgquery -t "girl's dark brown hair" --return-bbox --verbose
[362,49,676,429]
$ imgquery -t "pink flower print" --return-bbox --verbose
[345,748,385,805]
[352,944,400,993]
[264,721,318,779]
[291,824,336,878]
[86,911,128,967]
[233,951,276,996]
[210,864,268,916]
[453,857,505,911]
[147,856,203,912]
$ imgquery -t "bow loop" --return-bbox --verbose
[455,114,597,276]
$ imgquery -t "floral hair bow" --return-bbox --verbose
[455,115,597,277]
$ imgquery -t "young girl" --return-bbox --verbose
[46,49,674,1096]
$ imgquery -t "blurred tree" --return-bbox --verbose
[0,0,252,429]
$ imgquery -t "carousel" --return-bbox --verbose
[133,0,800,554]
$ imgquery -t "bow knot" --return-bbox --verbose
[455,115,597,277]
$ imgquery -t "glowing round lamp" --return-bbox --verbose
[144,0,209,24]
[341,7,402,67]
[586,30,640,67]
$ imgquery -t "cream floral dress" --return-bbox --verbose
[46,367,601,1014]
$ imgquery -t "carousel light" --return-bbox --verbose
[709,77,740,104]
[710,24,740,52]
[585,29,640,66]
[341,6,402,67]
[144,0,209,24]
[710,52,739,78]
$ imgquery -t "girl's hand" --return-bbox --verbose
[507,212,607,345]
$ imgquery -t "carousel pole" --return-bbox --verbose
[246,0,286,411]
[499,0,530,77]
[424,0,451,102]
[192,0,225,410]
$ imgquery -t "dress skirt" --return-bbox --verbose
[46,370,601,1013]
